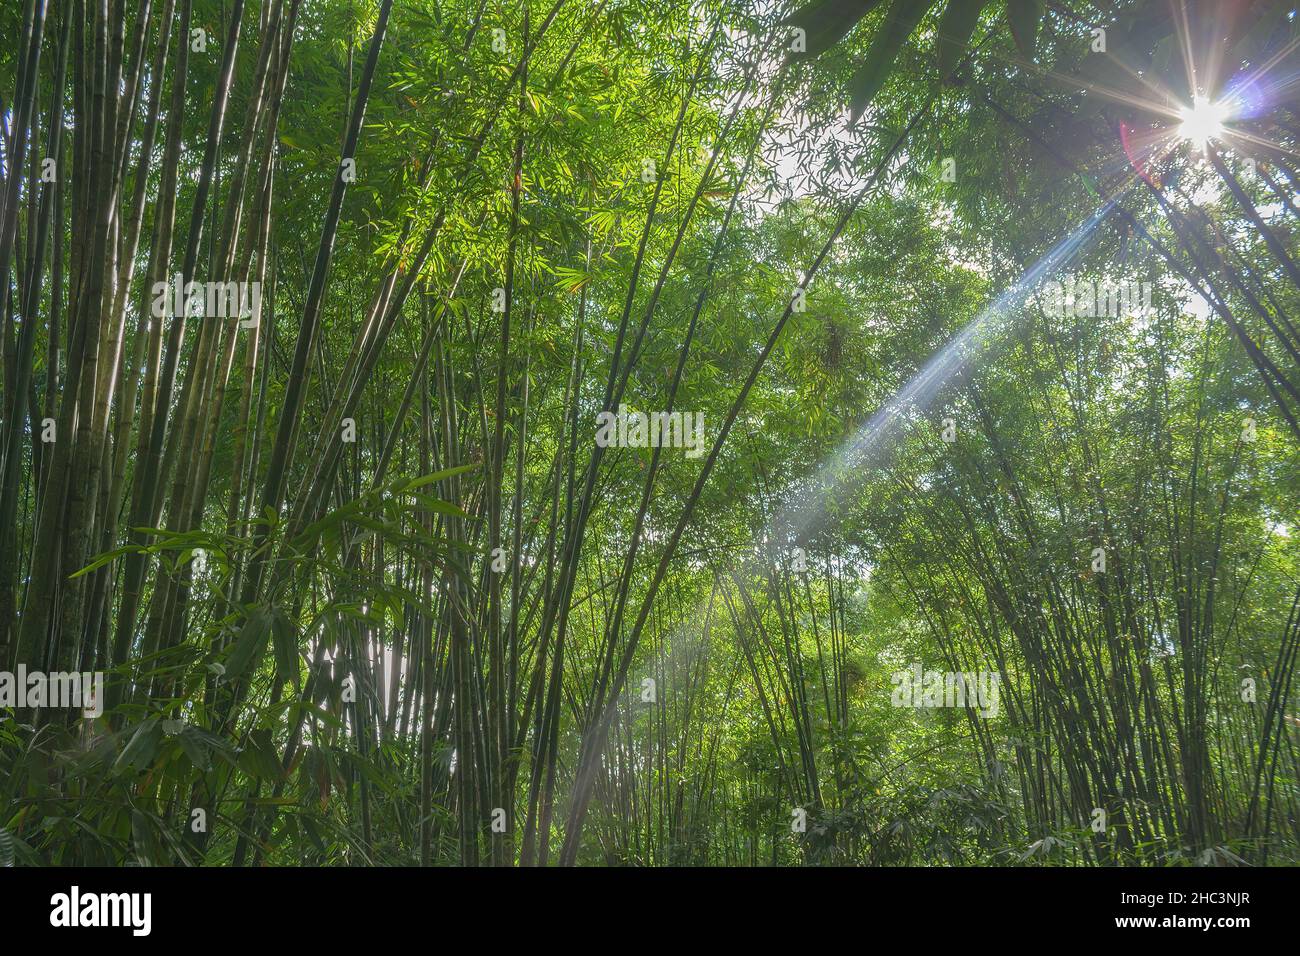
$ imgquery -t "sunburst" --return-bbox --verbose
[1177,96,1231,151]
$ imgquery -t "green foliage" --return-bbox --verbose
[0,0,1296,868]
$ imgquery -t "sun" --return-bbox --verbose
[1178,97,1229,150]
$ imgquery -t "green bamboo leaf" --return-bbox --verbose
[177,727,211,772]
[271,608,300,692]
[115,718,161,772]
[395,464,476,492]
[301,815,328,854]
[68,544,137,580]
[783,0,885,59]
[848,0,935,120]
[224,607,274,683]
[936,0,985,80]
[238,728,284,782]
[1006,0,1040,60]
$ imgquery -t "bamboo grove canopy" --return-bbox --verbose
[0,0,1297,867]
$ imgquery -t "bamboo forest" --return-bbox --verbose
[0,0,1298,872]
